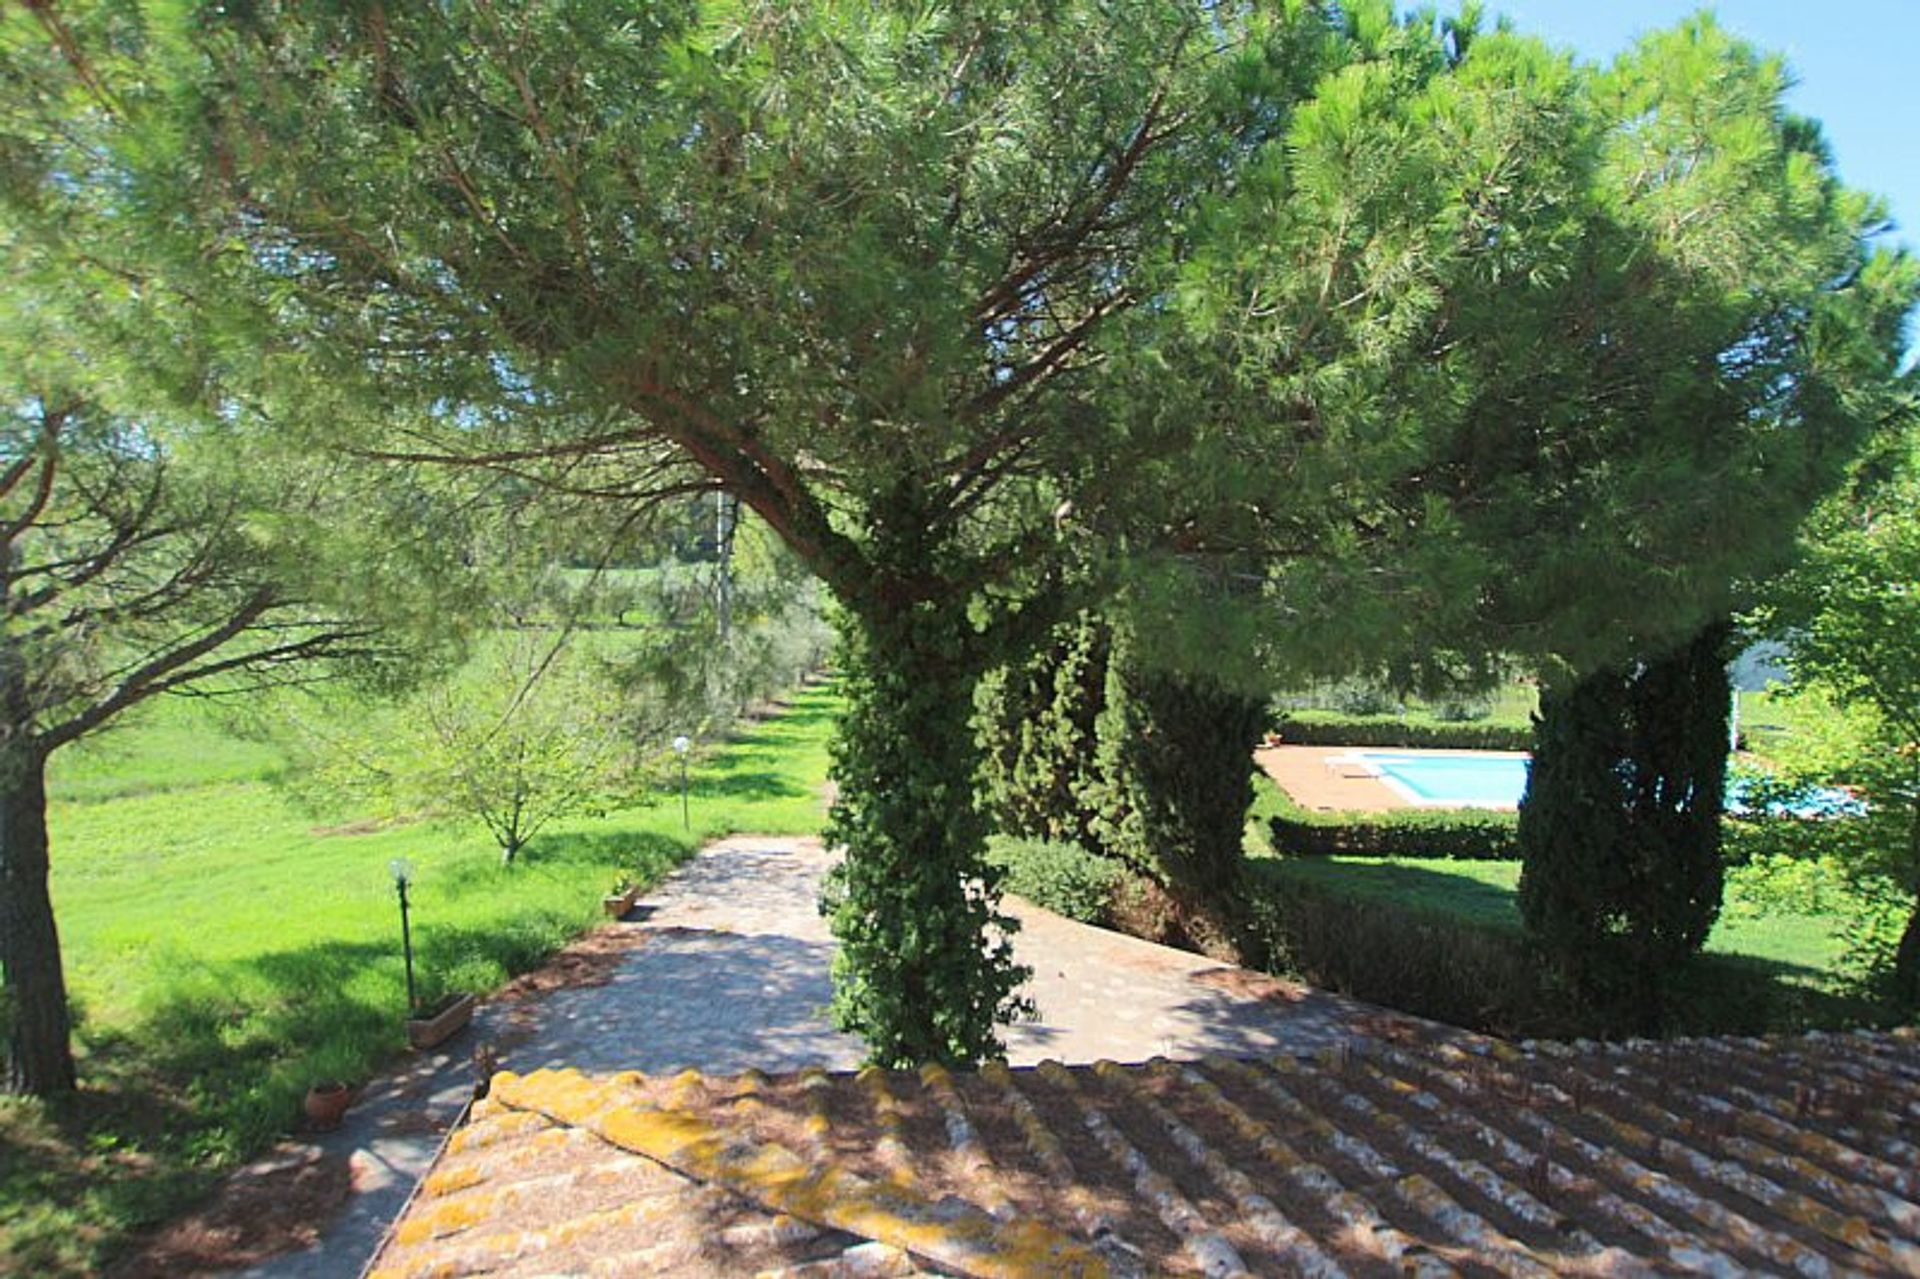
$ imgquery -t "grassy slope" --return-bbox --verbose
[3,682,842,1277]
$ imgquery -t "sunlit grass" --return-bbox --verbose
[4,680,842,1277]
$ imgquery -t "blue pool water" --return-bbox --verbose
[1359,752,1529,807]
[1355,751,1863,816]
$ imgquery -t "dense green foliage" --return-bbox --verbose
[0,683,841,1277]
[1270,713,1533,752]
[983,837,1122,927]
[1319,21,1919,675]
[1749,425,1920,1007]
[1518,624,1734,1017]
[976,615,1109,852]
[978,613,1270,958]
[1269,805,1521,861]
[1084,627,1269,959]
[820,596,1029,1067]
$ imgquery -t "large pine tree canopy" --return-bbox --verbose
[2,1,1913,1069]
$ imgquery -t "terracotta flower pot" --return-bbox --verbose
[304,1081,353,1130]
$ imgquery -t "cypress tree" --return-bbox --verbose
[976,614,1110,851]
[1518,622,1733,1021]
[1085,627,1270,962]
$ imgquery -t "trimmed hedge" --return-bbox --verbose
[1272,800,1841,867]
[1272,711,1532,752]
[1269,804,1520,860]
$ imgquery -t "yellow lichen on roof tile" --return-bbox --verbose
[493,1066,1108,1279]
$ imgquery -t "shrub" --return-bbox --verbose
[985,837,1121,926]
[975,614,1108,848]
[1085,632,1269,959]
[1271,712,1532,751]
[1268,806,1520,860]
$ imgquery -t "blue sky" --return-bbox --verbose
[1486,1,1918,363]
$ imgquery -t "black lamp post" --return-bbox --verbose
[390,857,417,1012]
[672,734,691,830]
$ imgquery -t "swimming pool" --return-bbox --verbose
[1356,752,1529,808]
[1348,750,1863,816]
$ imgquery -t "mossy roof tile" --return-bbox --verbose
[371,1029,1920,1278]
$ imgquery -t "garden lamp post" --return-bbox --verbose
[390,857,417,1012]
[672,735,691,831]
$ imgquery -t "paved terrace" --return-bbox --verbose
[218,834,1431,1278]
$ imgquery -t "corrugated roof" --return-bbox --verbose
[369,1027,1920,1278]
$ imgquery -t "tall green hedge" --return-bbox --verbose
[1518,622,1732,1019]
[975,614,1108,850]
[1086,627,1269,961]
[1271,712,1532,751]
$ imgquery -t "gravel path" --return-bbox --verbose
[223,834,1423,1278]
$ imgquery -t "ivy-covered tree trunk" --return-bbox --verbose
[822,490,1031,1067]
[1518,621,1732,1022]
[976,613,1109,850]
[1087,628,1269,964]
[1,737,76,1096]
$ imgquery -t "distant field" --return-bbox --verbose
[5,680,843,1278]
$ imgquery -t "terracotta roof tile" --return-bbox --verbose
[370,1027,1920,1278]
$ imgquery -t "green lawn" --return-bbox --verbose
[1258,855,1848,977]
[4,680,843,1277]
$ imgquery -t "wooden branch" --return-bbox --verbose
[959,291,1127,425]
[969,86,1169,327]
[42,610,379,752]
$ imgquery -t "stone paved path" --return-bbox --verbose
[227,834,1423,1278]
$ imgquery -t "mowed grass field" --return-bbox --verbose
[2,681,843,1277]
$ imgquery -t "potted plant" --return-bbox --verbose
[406,989,477,1050]
[303,1080,354,1130]
[603,874,640,918]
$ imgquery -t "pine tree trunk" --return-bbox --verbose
[2,742,77,1095]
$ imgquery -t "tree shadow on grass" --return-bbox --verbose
[1252,859,1891,1038]
[428,828,695,897]
[693,768,808,802]
[1260,859,1523,933]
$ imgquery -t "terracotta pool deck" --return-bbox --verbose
[1256,743,1409,811]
